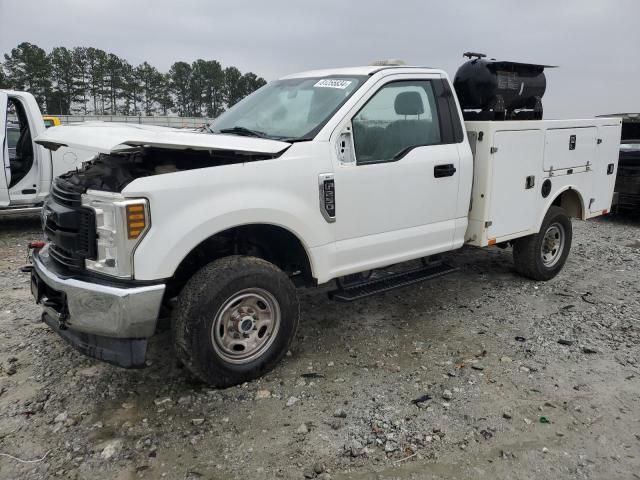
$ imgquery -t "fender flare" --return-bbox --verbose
[168,220,318,279]
[536,186,586,232]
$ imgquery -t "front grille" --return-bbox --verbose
[51,178,83,207]
[44,178,96,270]
[49,244,85,269]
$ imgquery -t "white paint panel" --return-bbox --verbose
[331,219,456,278]
[35,122,291,155]
[334,144,460,240]
[591,125,621,212]
[488,130,543,239]
[543,127,597,171]
[0,91,9,206]
[51,146,99,177]
[464,118,621,247]
[126,141,336,282]
[328,73,461,271]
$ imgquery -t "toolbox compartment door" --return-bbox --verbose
[591,124,622,213]
[543,127,597,171]
[488,130,543,239]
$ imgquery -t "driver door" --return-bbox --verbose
[0,92,10,207]
[329,75,461,276]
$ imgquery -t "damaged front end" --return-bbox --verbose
[58,145,286,193]
[31,125,290,367]
[31,248,165,368]
[45,145,287,275]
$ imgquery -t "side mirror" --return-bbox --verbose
[335,123,355,165]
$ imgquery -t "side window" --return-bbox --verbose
[7,125,20,149]
[352,80,441,164]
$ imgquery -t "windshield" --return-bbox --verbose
[209,76,366,141]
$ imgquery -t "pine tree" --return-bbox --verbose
[119,60,142,115]
[85,47,108,114]
[2,41,268,117]
[239,72,266,99]
[190,59,208,117]
[3,42,51,111]
[169,61,192,117]
[200,60,225,118]
[73,47,90,114]
[137,62,163,115]
[104,53,124,114]
[49,46,80,114]
[0,64,7,89]
[223,66,244,108]
[156,73,174,115]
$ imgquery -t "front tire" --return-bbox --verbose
[513,206,572,281]
[172,256,299,387]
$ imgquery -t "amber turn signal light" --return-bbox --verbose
[126,204,146,239]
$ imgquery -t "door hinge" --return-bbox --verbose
[318,173,336,223]
[490,147,498,154]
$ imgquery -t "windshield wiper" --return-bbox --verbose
[218,126,269,139]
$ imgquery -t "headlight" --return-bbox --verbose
[81,190,150,278]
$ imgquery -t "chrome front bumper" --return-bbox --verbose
[32,246,165,338]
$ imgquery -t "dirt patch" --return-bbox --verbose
[0,213,639,479]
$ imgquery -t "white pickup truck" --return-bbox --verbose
[0,90,96,215]
[28,57,621,387]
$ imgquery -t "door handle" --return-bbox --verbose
[434,164,456,178]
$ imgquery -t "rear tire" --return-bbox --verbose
[172,255,299,387]
[513,206,572,281]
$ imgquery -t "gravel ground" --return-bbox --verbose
[0,213,639,480]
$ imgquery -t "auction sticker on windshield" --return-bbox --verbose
[314,79,353,89]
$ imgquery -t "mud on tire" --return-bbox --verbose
[172,255,299,387]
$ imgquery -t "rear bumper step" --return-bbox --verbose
[328,262,458,302]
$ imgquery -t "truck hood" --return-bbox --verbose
[34,122,291,156]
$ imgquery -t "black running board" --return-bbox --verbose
[328,263,458,302]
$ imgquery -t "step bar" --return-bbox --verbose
[0,206,42,218]
[328,262,458,302]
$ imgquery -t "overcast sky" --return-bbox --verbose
[1,0,638,118]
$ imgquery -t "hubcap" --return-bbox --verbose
[540,222,566,268]
[211,288,280,364]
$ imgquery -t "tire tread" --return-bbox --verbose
[172,255,299,387]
